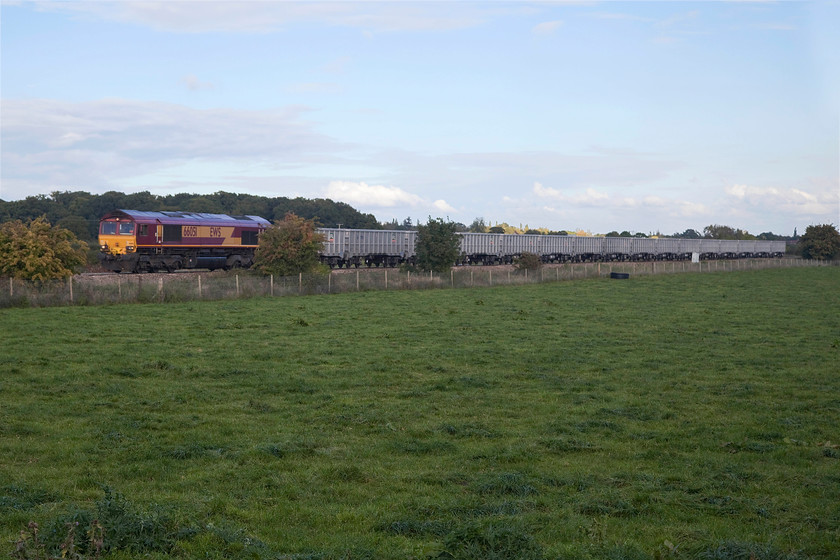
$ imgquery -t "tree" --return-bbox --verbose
[703,224,755,240]
[253,213,326,276]
[0,216,89,283]
[56,215,93,242]
[798,224,840,261]
[415,217,461,273]
[468,217,487,233]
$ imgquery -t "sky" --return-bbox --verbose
[1,0,838,235]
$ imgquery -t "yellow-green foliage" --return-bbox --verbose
[0,216,88,283]
[253,212,326,276]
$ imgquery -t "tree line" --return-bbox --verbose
[0,190,381,243]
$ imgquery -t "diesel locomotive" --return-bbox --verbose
[98,209,270,272]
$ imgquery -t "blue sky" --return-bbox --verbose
[2,0,838,235]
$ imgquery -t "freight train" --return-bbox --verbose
[99,210,787,273]
[317,229,786,268]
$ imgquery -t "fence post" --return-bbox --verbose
[299,272,302,294]
[158,277,163,301]
[328,273,331,293]
[385,270,388,290]
[451,269,454,288]
[68,276,73,304]
[270,274,274,296]
[198,275,202,298]
[357,270,360,291]
[489,269,492,286]
[9,277,13,298]
[236,275,240,296]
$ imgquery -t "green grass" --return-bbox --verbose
[1,267,838,559]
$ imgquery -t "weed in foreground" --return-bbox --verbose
[435,520,544,560]
[12,519,104,560]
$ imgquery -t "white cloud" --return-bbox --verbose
[320,56,352,74]
[0,97,347,197]
[532,182,610,206]
[325,181,423,207]
[725,183,837,215]
[285,82,342,95]
[36,2,490,33]
[182,74,214,91]
[532,182,710,218]
[590,12,654,23]
[433,199,456,212]
[532,20,564,35]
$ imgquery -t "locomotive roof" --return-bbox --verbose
[102,209,270,227]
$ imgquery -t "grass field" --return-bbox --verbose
[1,267,838,559]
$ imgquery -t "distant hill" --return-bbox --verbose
[0,190,382,242]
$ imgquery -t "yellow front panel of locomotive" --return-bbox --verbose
[99,234,137,255]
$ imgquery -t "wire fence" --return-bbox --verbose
[0,257,832,308]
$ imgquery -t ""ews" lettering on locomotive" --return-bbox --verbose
[183,225,224,238]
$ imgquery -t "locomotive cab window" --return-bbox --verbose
[100,222,117,235]
[119,222,135,235]
[139,224,148,236]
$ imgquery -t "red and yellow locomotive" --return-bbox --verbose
[98,210,269,272]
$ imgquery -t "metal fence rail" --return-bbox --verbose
[0,258,831,308]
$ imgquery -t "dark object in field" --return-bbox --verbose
[610,272,630,279]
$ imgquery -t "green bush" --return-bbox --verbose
[513,252,542,271]
[798,224,840,260]
[254,213,326,276]
[416,217,461,273]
